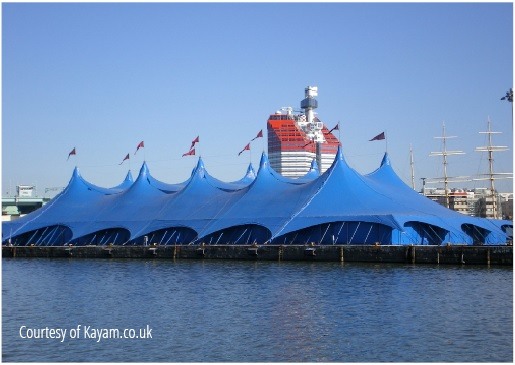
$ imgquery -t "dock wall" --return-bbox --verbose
[2,245,512,266]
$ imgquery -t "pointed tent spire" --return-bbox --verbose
[319,143,352,179]
[333,143,349,168]
[111,170,134,191]
[128,161,178,196]
[336,143,343,160]
[196,156,205,169]
[298,158,320,180]
[71,166,81,179]
[135,161,150,182]
[66,165,117,195]
[258,151,269,171]
[66,166,83,188]
[250,152,272,182]
[191,156,206,178]
[245,163,256,179]
[124,170,134,183]
[227,162,256,187]
[380,152,391,167]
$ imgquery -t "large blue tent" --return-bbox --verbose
[2,146,512,246]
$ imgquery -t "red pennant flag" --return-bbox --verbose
[238,143,250,156]
[190,136,200,150]
[369,132,386,141]
[134,141,144,155]
[182,148,195,157]
[67,147,76,161]
[119,153,130,165]
[251,130,263,141]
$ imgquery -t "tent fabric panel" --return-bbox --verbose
[273,221,393,245]
[4,224,73,246]
[71,227,131,246]
[130,226,198,245]
[199,224,272,245]
[2,148,512,247]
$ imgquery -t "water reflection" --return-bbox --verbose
[2,259,512,362]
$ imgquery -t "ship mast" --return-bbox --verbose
[429,122,466,209]
[474,118,510,219]
[409,144,416,190]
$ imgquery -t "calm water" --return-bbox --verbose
[2,258,512,362]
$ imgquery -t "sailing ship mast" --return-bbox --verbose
[429,122,466,209]
[409,144,416,190]
[473,118,511,219]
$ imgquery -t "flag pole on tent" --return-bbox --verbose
[250,129,263,165]
[385,130,388,153]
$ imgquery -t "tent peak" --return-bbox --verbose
[186,156,206,180]
[332,143,349,168]
[72,166,81,178]
[131,162,150,184]
[195,156,205,170]
[246,163,256,178]
[191,157,206,178]
[67,166,83,187]
[380,153,391,167]
[336,144,343,159]
[124,170,134,182]
[139,161,149,175]
[259,152,269,169]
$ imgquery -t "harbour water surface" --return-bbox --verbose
[2,258,513,362]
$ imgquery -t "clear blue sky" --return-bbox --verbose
[3,2,513,196]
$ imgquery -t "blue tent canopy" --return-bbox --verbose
[3,146,511,246]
